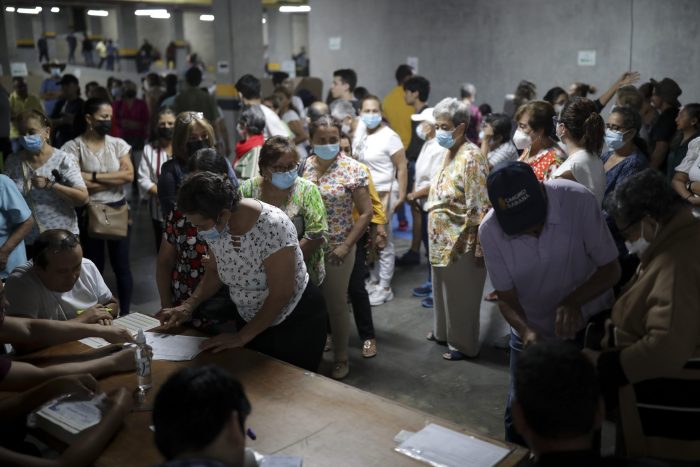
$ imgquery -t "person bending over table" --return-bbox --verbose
[158,172,327,372]
[153,366,251,467]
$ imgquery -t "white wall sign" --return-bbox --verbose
[328,37,342,51]
[217,61,230,74]
[407,56,419,74]
[577,50,596,66]
[10,62,28,77]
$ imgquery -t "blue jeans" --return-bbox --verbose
[504,331,528,446]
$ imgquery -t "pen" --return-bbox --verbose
[246,428,257,440]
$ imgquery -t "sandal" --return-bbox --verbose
[362,339,377,358]
[442,350,467,361]
[425,331,447,346]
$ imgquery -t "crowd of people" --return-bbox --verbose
[0,56,699,466]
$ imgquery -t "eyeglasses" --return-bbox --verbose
[269,163,299,173]
[605,123,627,132]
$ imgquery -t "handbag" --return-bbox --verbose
[86,202,129,240]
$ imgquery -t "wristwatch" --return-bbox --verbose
[686,180,695,195]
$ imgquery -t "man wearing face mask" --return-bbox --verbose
[39,62,65,117]
[49,74,84,148]
[479,161,620,445]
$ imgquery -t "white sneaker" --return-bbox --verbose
[369,287,394,306]
[365,281,380,294]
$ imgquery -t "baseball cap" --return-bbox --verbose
[651,78,682,107]
[411,107,435,124]
[58,74,79,86]
[487,161,547,236]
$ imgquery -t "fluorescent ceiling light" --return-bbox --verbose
[5,7,16,12]
[150,12,170,19]
[51,7,60,13]
[279,5,311,13]
[87,10,108,17]
[134,9,167,16]
[17,7,42,14]
[262,17,267,24]
[200,14,214,21]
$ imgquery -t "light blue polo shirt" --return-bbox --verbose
[0,174,32,278]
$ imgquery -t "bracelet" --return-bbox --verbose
[92,171,97,183]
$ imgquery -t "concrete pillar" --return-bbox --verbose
[267,9,293,68]
[41,10,58,62]
[116,4,138,73]
[0,9,11,74]
[88,16,103,37]
[13,13,36,68]
[173,10,188,73]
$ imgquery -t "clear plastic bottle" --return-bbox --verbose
[134,329,152,391]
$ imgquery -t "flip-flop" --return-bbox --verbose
[442,350,467,361]
[425,331,447,346]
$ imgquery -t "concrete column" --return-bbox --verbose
[116,4,138,73]
[41,10,58,62]
[13,12,36,68]
[173,10,188,73]
[88,16,102,37]
[267,9,293,68]
[0,10,11,74]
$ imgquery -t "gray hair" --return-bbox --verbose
[239,105,266,135]
[605,169,684,225]
[460,82,476,99]
[330,99,357,120]
[433,97,471,128]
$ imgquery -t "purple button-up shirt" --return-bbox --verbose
[479,179,617,340]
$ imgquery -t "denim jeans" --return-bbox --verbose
[504,331,528,446]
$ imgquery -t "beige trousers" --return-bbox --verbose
[431,251,487,357]
[321,244,356,362]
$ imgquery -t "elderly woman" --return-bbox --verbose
[233,105,266,180]
[424,98,491,360]
[590,169,700,460]
[240,136,327,287]
[61,98,134,316]
[6,110,88,254]
[514,101,564,181]
[158,172,327,372]
[157,111,216,218]
[303,115,372,379]
[352,95,408,306]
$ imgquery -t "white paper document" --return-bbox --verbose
[79,313,161,349]
[395,423,511,467]
[145,333,207,361]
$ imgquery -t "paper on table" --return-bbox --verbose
[395,423,511,467]
[144,333,207,361]
[79,312,161,349]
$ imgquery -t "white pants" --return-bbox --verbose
[370,190,397,289]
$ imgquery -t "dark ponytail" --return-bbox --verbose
[560,97,605,155]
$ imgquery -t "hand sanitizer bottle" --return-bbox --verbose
[135,329,152,391]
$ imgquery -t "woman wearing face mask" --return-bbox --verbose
[112,80,149,154]
[158,172,327,372]
[666,104,700,180]
[352,95,407,306]
[157,111,216,218]
[424,98,490,361]
[600,106,648,292]
[233,105,266,180]
[302,116,372,378]
[274,87,309,160]
[6,110,89,256]
[553,97,606,204]
[514,100,564,181]
[240,136,327,288]
[61,98,134,316]
[137,107,176,252]
[587,169,700,461]
[543,87,568,116]
[479,113,518,169]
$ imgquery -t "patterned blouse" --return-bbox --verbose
[519,146,564,181]
[302,154,369,251]
[424,141,491,267]
[164,208,208,306]
[239,176,327,286]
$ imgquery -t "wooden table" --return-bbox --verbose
[40,341,528,467]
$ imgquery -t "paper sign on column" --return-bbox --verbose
[79,312,161,349]
[395,423,511,467]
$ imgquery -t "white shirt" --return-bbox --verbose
[414,139,445,207]
[553,149,606,205]
[674,137,700,217]
[137,143,171,221]
[352,124,404,192]
[260,104,290,138]
[5,258,113,321]
[281,109,308,159]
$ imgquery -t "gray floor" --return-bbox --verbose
[108,198,512,440]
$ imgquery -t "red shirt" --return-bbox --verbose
[113,98,150,140]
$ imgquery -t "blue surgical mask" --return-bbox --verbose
[604,128,627,151]
[436,129,456,149]
[198,216,230,242]
[271,169,298,190]
[361,113,382,130]
[19,134,43,153]
[314,143,339,160]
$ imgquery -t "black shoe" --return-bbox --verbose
[395,250,420,266]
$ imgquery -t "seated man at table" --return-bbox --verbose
[5,229,117,324]
[153,366,251,467]
[478,161,620,445]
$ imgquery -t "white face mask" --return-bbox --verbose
[554,104,564,115]
[512,128,532,150]
[624,221,658,257]
[478,130,485,141]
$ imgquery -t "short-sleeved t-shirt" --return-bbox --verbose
[260,104,290,138]
[206,202,309,324]
[5,258,112,320]
[479,179,617,340]
[5,148,86,244]
[164,208,208,306]
[281,109,308,159]
[650,107,680,149]
[0,174,32,278]
[666,131,700,180]
[62,135,131,204]
[674,137,700,217]
[553,149,606,205]
[414,139,446,193]
[352,124,404,192]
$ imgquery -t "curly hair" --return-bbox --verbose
[605,169,684,225]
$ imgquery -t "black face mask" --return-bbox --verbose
[186,139,208,158]
[158,127,174,140]
[93,120,112,136]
